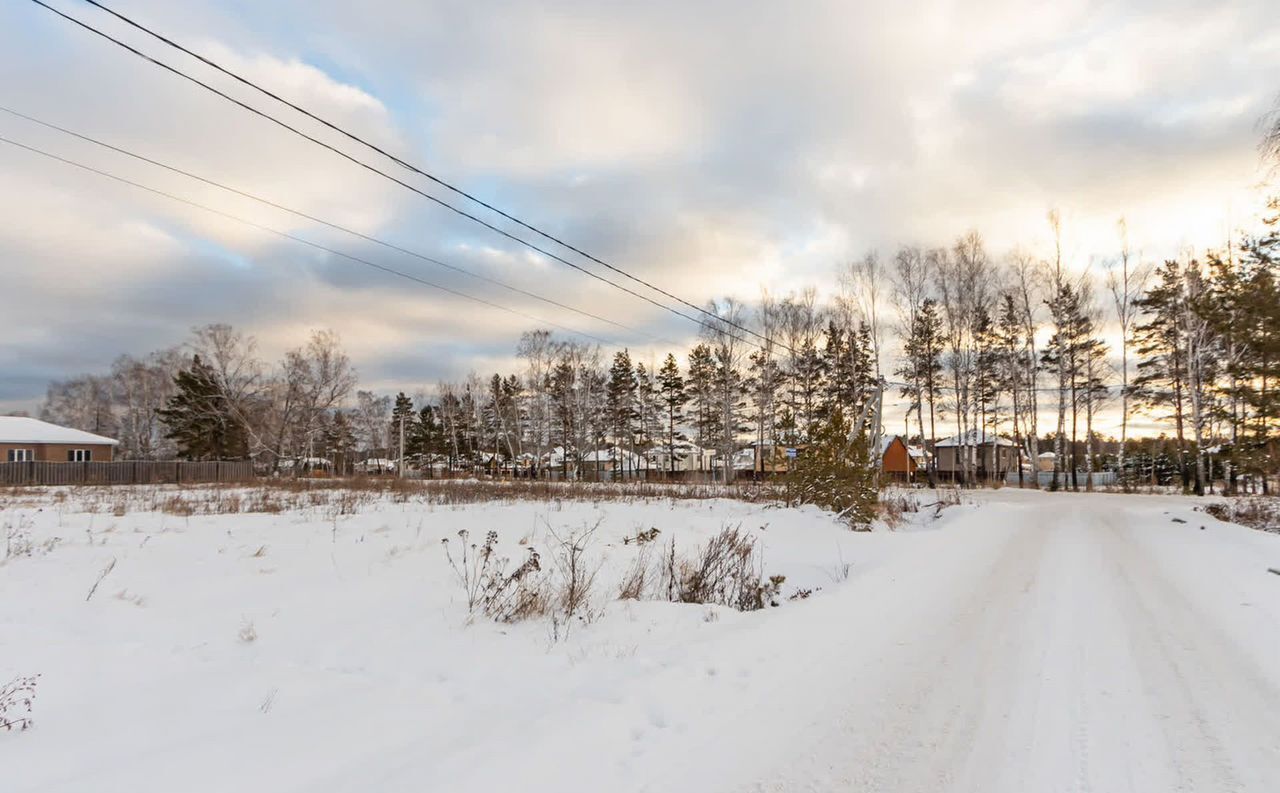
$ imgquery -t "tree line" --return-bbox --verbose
[29,198,1279,493]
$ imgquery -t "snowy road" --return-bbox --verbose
[477,491,1280,793]
[725,493,1280,793]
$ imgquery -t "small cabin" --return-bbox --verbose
[880,435,919,481]
[0,417,119,463]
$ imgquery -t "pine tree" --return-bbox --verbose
[821,320,855,415]
[745,346,781,458]
[973,307,999,441]
[409,404,442,462]
[657,353,688,475]
[790,338,825,439]
[390,392,416,467]
[1237,202,1280,490]
[483,374,511,471]
[996,293,1029,485]
[1133,261,1191,491]
[687,344,718,467]
[606,350,638,477]
[712,342,748,481]
[157,354,248,461]
[322,410,357,473]
[634,362,658,457]
[782,406,877,529]
[895,298,944,480]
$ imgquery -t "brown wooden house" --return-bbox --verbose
[881,435,921,481]
[0,417,119,463]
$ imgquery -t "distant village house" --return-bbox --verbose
[0,417,119,463]
[934,430,1021,482]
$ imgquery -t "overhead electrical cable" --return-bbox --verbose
[29,0,772,352]
[0,134,625,348]
[0,105,675,347]
[75,0,775,348]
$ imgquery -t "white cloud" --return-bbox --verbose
[2,0,1278,420]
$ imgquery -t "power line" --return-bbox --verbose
[0,105,677,348]
[76,0,776,350]
[5,125,1149,398]
[0,133,626,348]
[30,0,774,353]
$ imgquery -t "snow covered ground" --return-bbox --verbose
[3,485,1279,792]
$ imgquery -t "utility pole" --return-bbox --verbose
[855,377,886,487]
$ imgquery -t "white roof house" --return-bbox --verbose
[0,417,119,447]
[582,448,650,469]
[935,430,1018,448]
[645,441,715,472]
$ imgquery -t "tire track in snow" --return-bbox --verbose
[734,493,1280,793]
[1099,511,1280,792]
[737,503,1050,793]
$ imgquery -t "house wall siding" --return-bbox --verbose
[882,439,916,475]
[0,443,115,463]
[935,444,1019,474]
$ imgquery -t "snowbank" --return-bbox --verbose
[1,485,917,792]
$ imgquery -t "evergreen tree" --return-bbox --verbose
[687,344,718,466]
[322,411,357,473]
[895,298,944,479]
[656,353,688,474]
[634,362,659,459]
[996,293,1029,485]
[745,346,781,456]
[157,354,248,461]
[789,338,825,439]
[821,320,856,414]
[408,404,438,459]
[782,406,877,529]
[973,307,1000,442]
[1132,261,1191,491]
[390,392,416,464]
[606,351,638,475]
[711,342,748,479]
[1237,203,1280,490]
[852,322,876,412]
[502,374,524,459]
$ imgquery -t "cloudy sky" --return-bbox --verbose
[2,0,1278,433]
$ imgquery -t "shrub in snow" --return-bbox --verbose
[442,530,495,612]
[547,522,601,623]
[618,543,656,600]
[877,492,919,528]
[666,526,785,612]
[0,675,39,732]
[483,547,546,622]
[442,530,546,622]
[3,514,35,560]
[1201,499,1280,534]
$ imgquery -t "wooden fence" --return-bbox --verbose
[0,460,256,486]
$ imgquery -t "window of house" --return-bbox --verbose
[7,449,33,462]
[67,449,92,462]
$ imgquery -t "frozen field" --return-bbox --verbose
[2,485,1279,792]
